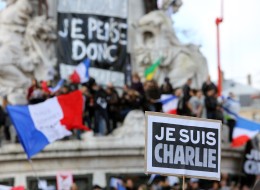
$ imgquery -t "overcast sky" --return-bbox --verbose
[173,0,260,89]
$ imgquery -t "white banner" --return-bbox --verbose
[58,0,128,18]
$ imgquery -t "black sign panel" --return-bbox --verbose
[57,13,127,71]
[243,138,260,176]
[152,122,219,172]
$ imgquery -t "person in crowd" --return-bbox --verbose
[1,96,10,142]
[223,92,240,142]
[131,73,144,95]
[151,176,169,190]
[189,90,204,117]
[27,78,38,100]
[106,83,120,133]
[75,85,92,140]
[205,88,218,119]
[241,184,250,190]
[209,181,220,190]
[144,80,161,112]
[84,78,96,130]
[70,183,78,190]
[81,85,92,127]
[137,184,147,190]
[92,82,109,136]
[160,77,173,94]
[0,99,6,130]
[120,88,142,120]
[202,75,217,96]
[124,178,134,190]
[92,185,103,190]
[220,173,230,190]
[175,88,185,116]
[60,84,71,95]
[182,78,193,116]
[215,93,224,122]
[166,176,180,190]
[187,178,200,190]
[29,82,46,104]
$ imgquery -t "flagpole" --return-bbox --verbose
[29,159,41,182]
[216,0,224,96]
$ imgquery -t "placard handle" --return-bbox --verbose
[182,176,185,190]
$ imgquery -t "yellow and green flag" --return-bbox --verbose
[144,57,162,81]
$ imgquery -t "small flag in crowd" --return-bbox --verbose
[159,94,178,114]
[70,58,91,83]
[48,79,65,93]
[7,90,88,159]
[0,185,25,190]
[144,57,162,81]
[41,79,65,94]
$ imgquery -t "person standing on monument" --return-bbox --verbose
[92,82,109,136]
[160,77,173,94]
[131,73,144,95]
[223,92,240,142]
[181,78,193,116]
[205,88,218,119]
[202,76,217,96]
[106,83,120,133]
[144,80,161,112]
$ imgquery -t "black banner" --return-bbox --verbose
[57,13,127,70]
[243,138,260,176]
[152,122,219,173]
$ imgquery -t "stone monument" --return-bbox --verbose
[0,0,56,104]
[133,0,208,88]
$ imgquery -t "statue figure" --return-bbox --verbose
[133,0,208,88]
[0,0,56,104]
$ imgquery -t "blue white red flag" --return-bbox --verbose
[232,116,260,147]
[70,58,90,83]
[7,91,88,159]
[159,94,178,114]
[223,106,260,147]
[48,79,65,93]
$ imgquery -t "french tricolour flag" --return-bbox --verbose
[232,116,260,147]
[160,94,178,114]
[70,58,90,83]
[7,91,88,159]
[223,106,260,147]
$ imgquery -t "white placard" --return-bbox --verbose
[56,172,73,190]
[145,112,222,181]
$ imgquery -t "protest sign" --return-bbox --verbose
[145,112,222,181]
[57,0,128,87]
[56,172,73,190]
[243,137,260,176]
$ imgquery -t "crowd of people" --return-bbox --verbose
[0,73,240,142]
[90,173,252,190]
